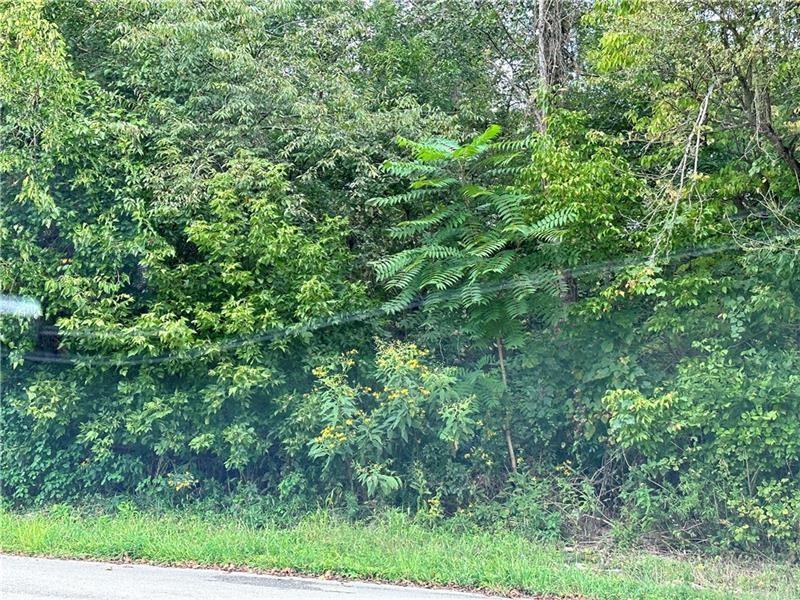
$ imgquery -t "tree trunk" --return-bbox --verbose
[537,0,569,90]
[761,121,800,189]
[497,337,517,473]
[735,66,800,190]
[536,0,570,131]
[538,0,578,302]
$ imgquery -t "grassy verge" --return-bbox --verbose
[0,508,796,599]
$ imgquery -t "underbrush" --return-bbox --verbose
[5,340,798,558]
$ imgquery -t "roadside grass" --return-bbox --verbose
[0,507,796,600]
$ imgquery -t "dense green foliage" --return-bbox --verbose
[2,0,799,556]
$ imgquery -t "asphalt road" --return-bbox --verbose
[0,555,506,600]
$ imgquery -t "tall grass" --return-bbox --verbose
[0,508,796,599]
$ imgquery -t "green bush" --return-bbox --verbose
[605,348,800,552]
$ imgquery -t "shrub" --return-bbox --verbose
[605,348,800,552]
